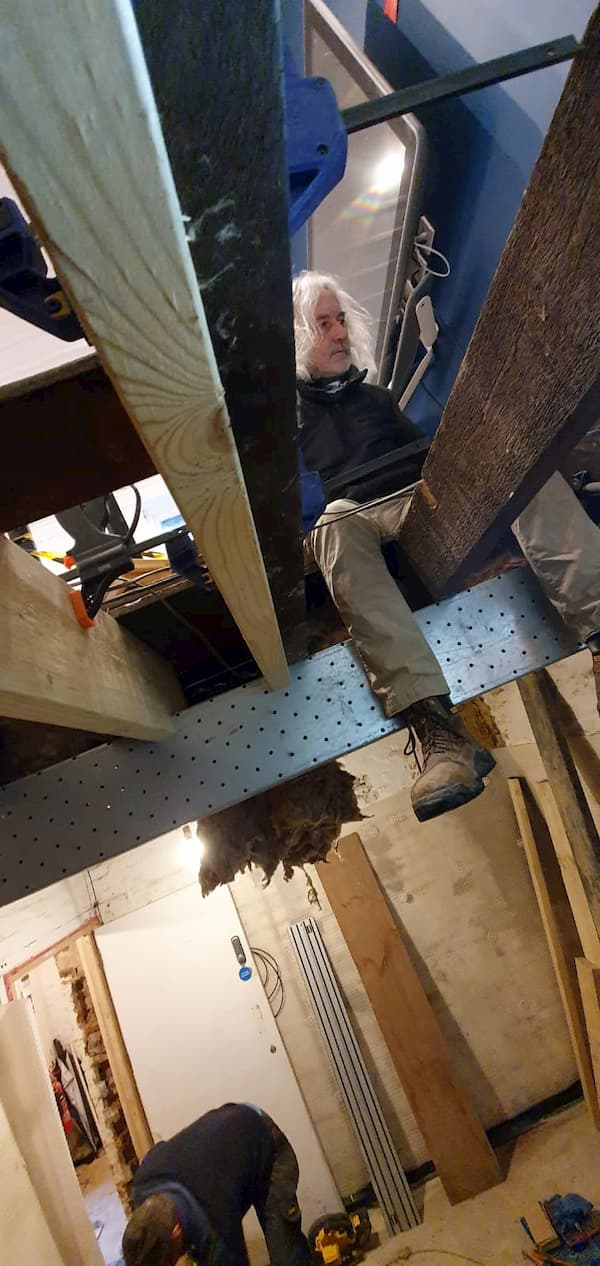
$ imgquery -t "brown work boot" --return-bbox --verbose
[404,697,496,822]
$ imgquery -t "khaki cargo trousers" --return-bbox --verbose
[304,471,600,718]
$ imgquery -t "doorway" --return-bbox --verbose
[10,945,130,1265]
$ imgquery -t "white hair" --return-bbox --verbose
[292,270,378,381]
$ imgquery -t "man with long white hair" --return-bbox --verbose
[294,270,495,822]
[294,270,600,821]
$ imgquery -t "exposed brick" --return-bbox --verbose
[57,945,137,1198]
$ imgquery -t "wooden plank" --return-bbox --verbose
[136,0,306,656]
[77,933,153,1162]
[0,535,183,738]
[0,0,289,690]
[317,833,501,1203]
[400,7,600,593]
[539,781,600,963]
[521,1202,559,1250]
[0,1093,65,1266]
[4,917,100,1001]
[576,959,600,1101]
[518,671,600,936]
[508,779,600,1128]
[0,999,104,1266]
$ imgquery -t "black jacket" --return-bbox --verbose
[131,1104,274,1264]
[297,366,426,503]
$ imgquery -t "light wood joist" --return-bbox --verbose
[508,778,600,1128]
[0,0,289,689]
[518,671,600,936]
[0,534,184,739]
[77,934,153,1162]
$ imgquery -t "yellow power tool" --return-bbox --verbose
[309,1209,372,1264]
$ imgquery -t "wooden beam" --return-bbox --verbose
[77,934,153,1162]
[508,779,600,1128]
[317,833,501,1203]
[3,917,100,1001]
[576,959,600,1101]
[0,0,289,689]
[400,7,600,593]
[518,671,600,936]
[136,0,306,655]
[539,781,600,963]
[0,358,154,533]
[0,535,183,738]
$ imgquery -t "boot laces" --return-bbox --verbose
[408,703,463,767]
[403,727,422,773]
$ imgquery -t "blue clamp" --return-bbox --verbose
[0,198,84,341]
[284,50,347,235]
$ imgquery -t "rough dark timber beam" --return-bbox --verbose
[131,0,306,653]
[400,5,600,595]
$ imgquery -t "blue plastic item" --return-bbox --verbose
[544,1194,600,1265]
[284,49,347,235]
[547,1193,594,1244]
[299,451,326,536]
[0,198,84,340]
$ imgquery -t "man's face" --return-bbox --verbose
[308,289,351,378]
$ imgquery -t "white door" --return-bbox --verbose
[96,884,340,1233]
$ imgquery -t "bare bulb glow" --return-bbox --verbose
[372,148,405,193]
[178,825,205,870]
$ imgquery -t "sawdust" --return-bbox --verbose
[197,761,365,894]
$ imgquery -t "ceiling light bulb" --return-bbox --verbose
[178,826,204,869]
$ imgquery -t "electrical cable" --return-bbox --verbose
[251,947,285,1017]
[259,957,284,1007]
[106,570,244,680]
[251,952,282,1012]
[101,564,174,597]
[124,485,142,545]
[74,484,142,546]
[181,653,259,695]
[396,1252,487,1266]
[308,483,418,533]
[414,239,451,279]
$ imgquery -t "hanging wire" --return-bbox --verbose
[308,484,418,533]
[102,570,245,682]
[252,947,285,1017]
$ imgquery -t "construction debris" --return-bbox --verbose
[197,761,365,894]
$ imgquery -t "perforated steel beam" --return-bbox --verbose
[0,568,580,904]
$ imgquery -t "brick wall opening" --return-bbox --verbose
[56,941,137,1209]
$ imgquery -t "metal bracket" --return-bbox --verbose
[342,37,580,133]
[0,567,581,905]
